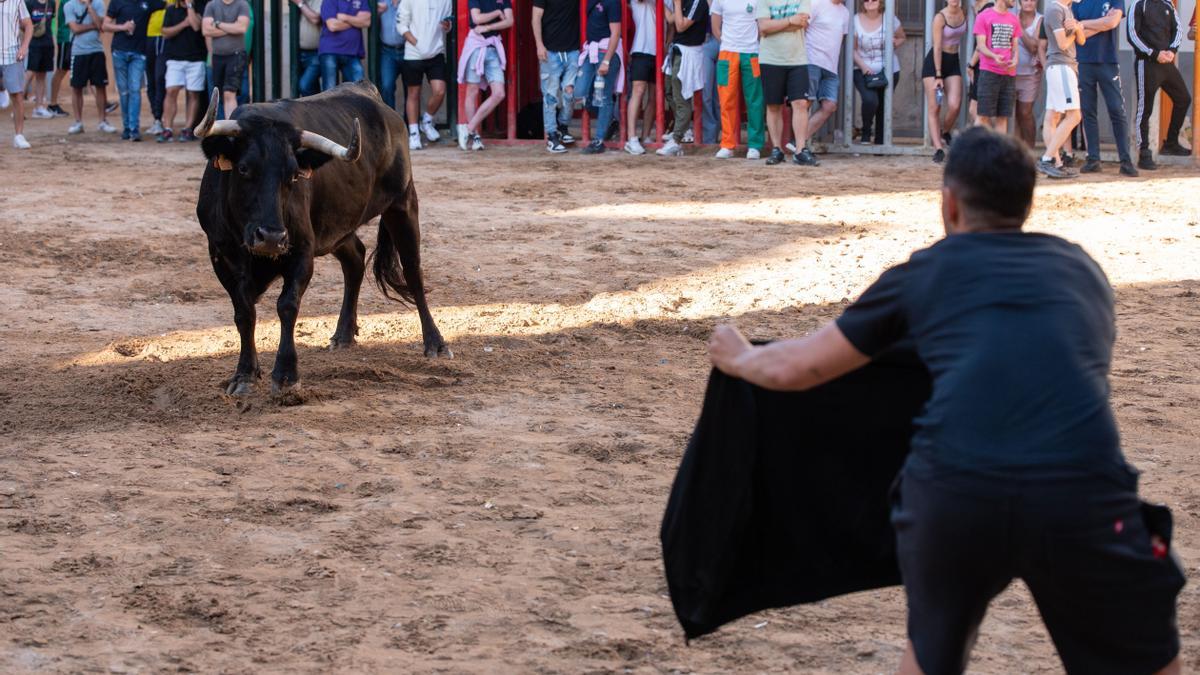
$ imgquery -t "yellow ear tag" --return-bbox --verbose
[297,167,313,179]
[215,156,233,171]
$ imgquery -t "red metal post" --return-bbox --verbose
[507,1,517,140]
[579,0,590,142]
[692,87,701,140]
[655,0,664,145]
[457,0,469,128]
[616,0,630,147]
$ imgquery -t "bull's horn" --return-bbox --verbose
[298,118,362,162]
[193,88,240,138]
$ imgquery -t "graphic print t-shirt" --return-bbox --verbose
[26,0,53,45]
[757,0,810,65]
[973,6,1021,74]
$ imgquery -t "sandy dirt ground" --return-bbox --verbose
[1,114,1199,673]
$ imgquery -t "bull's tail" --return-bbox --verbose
[370,219,417,306]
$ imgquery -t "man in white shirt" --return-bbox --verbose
[803,0,848,148]
[397,0,452,149]
[0,0,34,148]
[711,0,764,159]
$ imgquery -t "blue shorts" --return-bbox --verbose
[806,64,839,102]
[463,46,505,84]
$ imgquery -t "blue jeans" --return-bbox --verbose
[574,54,621,143]
[298,49,321,97]
[539,50,579,136]
[320,53,364,91]
[379,44,404,110]
[112,49,146,132]
[1078,62,1132,163]
[701,35,721,144]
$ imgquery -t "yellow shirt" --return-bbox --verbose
[147,6,167,36]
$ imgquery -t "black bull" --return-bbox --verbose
[195,82,451,397]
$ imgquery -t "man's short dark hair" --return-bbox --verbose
[944,127,1036,227]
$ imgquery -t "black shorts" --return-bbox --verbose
[27,42,55,72]
[968,63,980,100]
[760,63,809,105]
[211,51,248,93]
[921,50,962,79]
[56,40,72,71]
[975,69,1015,117]
[629,51,656,83]
[401,56,447,87]
[70,51,108,88]
[891,463,1185,675]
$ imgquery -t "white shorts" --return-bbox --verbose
[1044,64,1080,112]
[165,60,206,92]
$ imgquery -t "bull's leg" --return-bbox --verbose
[271,253,315,395]
[381,189,451,358]
[210,249,268,396]
[329,235,366,349]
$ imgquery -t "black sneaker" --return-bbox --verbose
[121,128,131,140]
[1080,158,1102,173]
[793,147,820,166]
[1119,161,1140,177]
[1036,159,1071,179]
[106,102,119,114]
[581,140,605,154]
[130,131,142,142]
[932,148,946,164]
[604,118,620,142]
[546,132,567,154]
[1159,141,1191,156]
[1059,151,1077,168]
[941,131,952,147]
[1137,154,1158,171]
[48,104,68,117]
[558,125,575,145]
[765,148,785,165]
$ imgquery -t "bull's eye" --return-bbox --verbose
[291,173,300,183]
[237,163,250,177]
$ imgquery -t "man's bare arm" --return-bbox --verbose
[708,323,871,391]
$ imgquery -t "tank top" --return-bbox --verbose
[941,12,967,50]
[1015,11,1041,76]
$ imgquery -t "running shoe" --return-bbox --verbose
[32,107,55,119]
[469,133,484,151]
[559,125,575,144]
[581,140,605,154]
[421,115,439,142]
[623,137,645,155]
[456,123,469,150]
[147,119,164,135]
[765,148,785,165]
[932,148,946,164]
[13,134,31,149]
[158,128,174,143]
[0,90,9,109]
[98,121,117,133]
[48,104,68,117]
[793,148,820,166]
[409,132,422,150]
[746,148,760,160]
[1159,141,1191,156]
[1080,159,1102,173]
[1119,161,1139,177]
[68,122,84,134]
[547,133,567,153]
[1036,159,1071,179]
[656,138,683,156]
[714,147,734,159]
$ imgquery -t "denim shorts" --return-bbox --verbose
[464,46,505,84]
[806,64,839,102]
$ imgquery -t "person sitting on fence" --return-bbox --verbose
[533,0,580,153]
[397,0,451,149]
[971,0,1019,132]
[574,0,623,154]
[710,0,764,159]
[456,0,512,150]
[318,0,369,92]
[623,0,658,154]
[657,0,709,156]
[922,0,966,163]
[801,0,849,153]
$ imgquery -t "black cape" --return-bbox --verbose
[660,348,932,640]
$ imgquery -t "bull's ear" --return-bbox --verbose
[201,136,237,163]
[294,148,337,174]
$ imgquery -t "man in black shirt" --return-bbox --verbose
[159,0,206,142]
[103,0,166,140]
[707,127,1184,675]
[657,0,709,156]
[531,0,580,152]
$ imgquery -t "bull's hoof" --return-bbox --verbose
[329,335,356,350]
[271,380,305,406]
[424,343,453,359]
[224,377,256,397]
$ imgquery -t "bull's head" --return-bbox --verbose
[195,89,362,257]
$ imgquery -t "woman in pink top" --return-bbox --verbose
[921,0,967,162]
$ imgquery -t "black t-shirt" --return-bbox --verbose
[835,232,1124,478]
[468,0,511,29]
[584,0,620,44]
[675,0,708,46]
[532,0,580,52]
[163,5,207,61]
[106,0,166,53]
[26,0,54,46]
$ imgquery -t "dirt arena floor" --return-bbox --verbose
[1,113,1198,673]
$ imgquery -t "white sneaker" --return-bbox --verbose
[13,134,31,149]
[624,137,645,155]
[68,121,84,134]
[470,133,485,151]
[32,107,55,119]
[147,119,164,135]
[661,130,673,142]
[656,138,683,157]
[714,147,734,159]
[98,121,117,133]
[746,148,761,160]
[409,132,422,150]
[421,115,439,142]
[682,129,695,143]
[0,90,9,109]
[456,123,469,150]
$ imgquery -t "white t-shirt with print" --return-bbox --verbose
[711,0,760,53]
[805,0,849,73]
[0,0,32,65]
